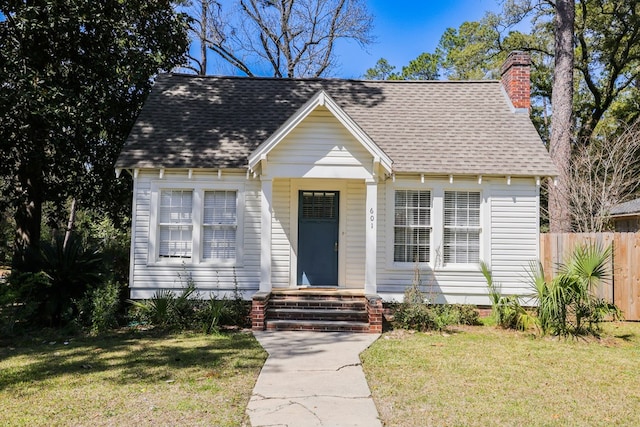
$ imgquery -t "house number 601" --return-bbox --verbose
[369,208,375,228]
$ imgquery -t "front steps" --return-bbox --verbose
[252,289,382,333]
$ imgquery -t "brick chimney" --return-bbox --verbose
[500,51,531,110]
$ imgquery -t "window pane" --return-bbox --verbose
[301,191,337,219]
[159,225,192,258]
[395,207,407,226]
[443,191,481,264]
[204,191,237,225]
[159,190,192,224]
[203,226,236,260]
[202,191,237,261]
[158,190,193,259]
[393,190,431,263]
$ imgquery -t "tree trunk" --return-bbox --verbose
[13,156,44,271]
[63,198,77,250]
[199,0,208,75]
[548,0,575,233]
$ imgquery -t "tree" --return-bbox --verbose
[436,17,504,80]
[186,0,374,77]
[548,0,575,233]
[183,0,225,75]
[0,0,189,270]
[573,0,640,141]
[363,58,397,80]
[400,52,440,80]
[568,119,640,232]
[363,54,441,81]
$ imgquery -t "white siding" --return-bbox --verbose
[129,170,261,299]
[377,176,539,305]
[490,179,539,296]
[130,169,540,303]
[267,107,374,179]
[271,178,292,288]
[345,180,366,287]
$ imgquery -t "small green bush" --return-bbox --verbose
[1,272,47,335]
[127,274,250,332]
[85,280,123,333]
[529,243,622,337]
[481,261,535,331]
[392,283,480,331]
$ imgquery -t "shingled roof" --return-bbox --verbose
[610,198,640,216]
[116,73,558,176]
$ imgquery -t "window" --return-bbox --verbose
[158,190,193,258]
[394,190,431,263]
[153,185,241,264]
[444,191,480,264]
[203,190,237,261]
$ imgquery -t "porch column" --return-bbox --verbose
[260,178,273,292]
[365,179,378,294]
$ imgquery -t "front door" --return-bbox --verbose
[297,191,339,286]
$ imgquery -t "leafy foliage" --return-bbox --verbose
[0,0,189,267]
[392,281,479,332]
[128,274,250,332]
[481,261,536,331]
[2,211,131,333]
[7,235,104,326]
[529,243,622,337]
[78,279,124,334]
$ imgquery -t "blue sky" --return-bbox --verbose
[334,0,502,78]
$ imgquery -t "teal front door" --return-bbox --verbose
[297,191,339,286]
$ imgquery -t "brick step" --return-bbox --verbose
[268,299,366,310]
[267,308,369,322]
[269,294,366,302]
[265,319,371,333]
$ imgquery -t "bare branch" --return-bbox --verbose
[186,0,372,77]
[569,119,640,232]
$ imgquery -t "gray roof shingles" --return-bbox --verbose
[610,198,640,216]
[116,73,558,176]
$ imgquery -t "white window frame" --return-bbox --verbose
[202,190,238,262]
[387,183,434,268]
[443,190,482,266]
[149,180,244,267]
[157,189,194,260]
[392,189,433,264]
[387,178,490,271]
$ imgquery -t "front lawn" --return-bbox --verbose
[0,330,267,426]
[362,322,640,426]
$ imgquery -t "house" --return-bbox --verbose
[116,51,558,332]
[609,198,640,232]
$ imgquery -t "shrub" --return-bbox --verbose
[1,271,47,335]
[392,281,480,331]
[199,297,228,334]
[529,243,622,337]
[481,262,535,331]
[9,235,104,326]
[84,280,124,334]
[128,274,250,332]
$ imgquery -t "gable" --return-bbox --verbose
[248,90,392,179]
[264,106,376,179]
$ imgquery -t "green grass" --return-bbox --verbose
[0,329,267,426]
[362,322,640,426]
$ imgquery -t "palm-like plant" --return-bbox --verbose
[481,261,536,331]
[529,243,622,336]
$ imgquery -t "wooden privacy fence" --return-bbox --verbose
[540,233,640,321]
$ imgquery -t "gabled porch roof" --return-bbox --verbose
[247,90,393,177]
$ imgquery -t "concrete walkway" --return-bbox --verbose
[246,331,382,427]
